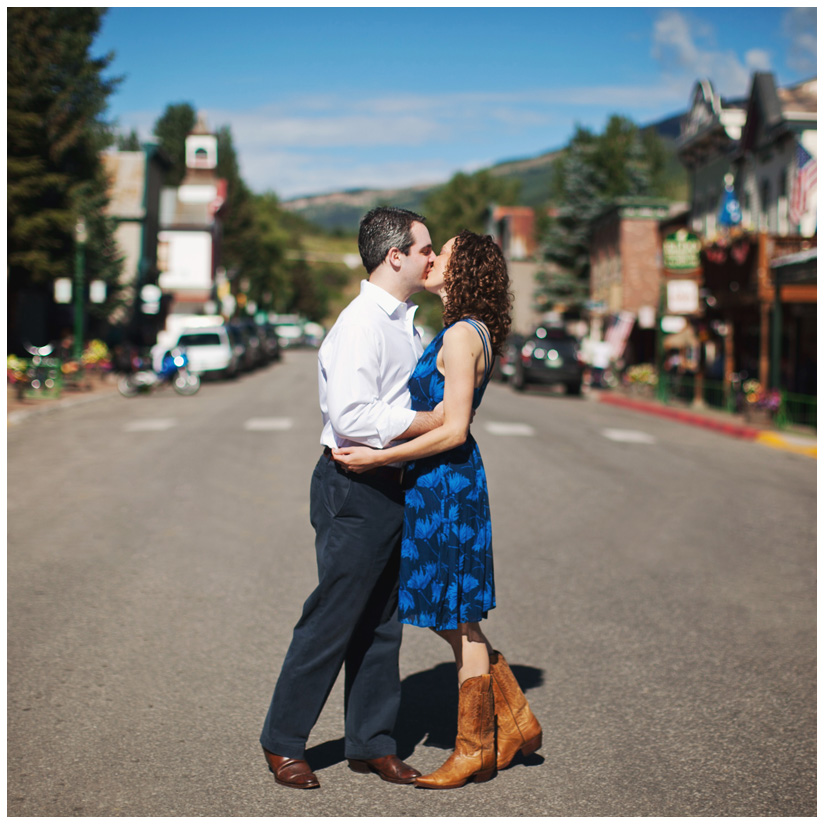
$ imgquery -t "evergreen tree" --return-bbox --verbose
[7,8,121,351]
[536,127,606,311]
[152,103,196,185]
[536,118,664,313]
[115,129,142,151]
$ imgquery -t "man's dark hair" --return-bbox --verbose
[358,206,427,275]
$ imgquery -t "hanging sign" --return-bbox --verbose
[663,229,701,270]
[667,280,699,314]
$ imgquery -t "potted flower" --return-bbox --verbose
[625,363,658,398]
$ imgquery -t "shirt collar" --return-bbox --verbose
[360,279,410,319]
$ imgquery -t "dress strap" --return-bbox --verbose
[462,318,491,379]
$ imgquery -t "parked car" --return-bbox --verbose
[271,314,307,349]
[174,326,239,380]
[510,326,584,395]
[227,323,255,372]
[302,321,325,348]
[258,322,282,362]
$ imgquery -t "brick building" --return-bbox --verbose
[588,197,674,366]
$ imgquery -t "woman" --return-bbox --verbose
[333,230,541,789]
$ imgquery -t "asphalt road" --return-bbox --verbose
[7,349,816,816]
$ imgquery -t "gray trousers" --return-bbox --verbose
[260,452,405,760]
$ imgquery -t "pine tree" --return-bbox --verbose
[536,128,606,311]
[8,8,122,351]
[115,129,142,151]
[536,118,663,313]
[152,103,197,185]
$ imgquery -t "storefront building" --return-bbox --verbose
[676,72,816,399]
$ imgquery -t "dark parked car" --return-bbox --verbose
[510,326,584,395]
[227,323,255,372]
[258,322,282,362]
[237,318,267,367]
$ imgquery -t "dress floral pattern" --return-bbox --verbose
[398,319,495,631]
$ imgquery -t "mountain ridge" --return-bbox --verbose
[282,111,685,233]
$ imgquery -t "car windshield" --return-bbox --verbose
[178,332,222,346]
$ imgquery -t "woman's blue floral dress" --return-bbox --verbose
[398,318,495,631]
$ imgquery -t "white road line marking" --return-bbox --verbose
[124,419,176,432]
[601,428,656,444]
[244,418,294,431]
[484,422,536,437]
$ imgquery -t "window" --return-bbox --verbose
[760,179,771,230]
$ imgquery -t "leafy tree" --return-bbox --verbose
[241,192,292,313]
[423,169,520,247]
[152,102,196,185]
[7,7,121,351]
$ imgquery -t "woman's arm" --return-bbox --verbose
[332,323,483,472]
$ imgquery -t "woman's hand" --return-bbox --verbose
[331,445,386,473]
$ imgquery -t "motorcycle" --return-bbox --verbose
[117,347,200,397]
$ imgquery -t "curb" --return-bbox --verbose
[599,393,816,458]
[755,431,818,458]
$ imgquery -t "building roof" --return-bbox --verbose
[777,77,817,118]
[739,73,817,154]
[676,79,746,166]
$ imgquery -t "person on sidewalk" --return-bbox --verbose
[259,207,443,790]
[333,231,542,789]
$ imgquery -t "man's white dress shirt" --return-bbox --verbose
[318,280,424,452]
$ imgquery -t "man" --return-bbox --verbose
[260,207,442,790]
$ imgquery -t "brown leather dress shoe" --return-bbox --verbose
[263,748,320,789]
[347,754,421,785]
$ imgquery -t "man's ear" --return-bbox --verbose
[387,247,402,270]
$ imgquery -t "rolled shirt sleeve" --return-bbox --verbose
[320,319,417,449]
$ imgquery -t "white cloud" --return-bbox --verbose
[112,79,690,197]
[241,150,459,199]
[782,7,816,75]
[651,9,768,98]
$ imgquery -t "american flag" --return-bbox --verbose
[604,311,635,360]
[789,141,817,227]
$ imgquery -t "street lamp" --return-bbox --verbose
[74,218,88,362]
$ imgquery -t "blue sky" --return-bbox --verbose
[95,6,817,200]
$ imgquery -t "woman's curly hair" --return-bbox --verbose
[442,230,512,355]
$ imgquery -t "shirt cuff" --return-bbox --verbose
[382,407,417,446]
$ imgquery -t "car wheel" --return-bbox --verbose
[565,382,582,396]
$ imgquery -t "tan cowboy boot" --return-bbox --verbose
[414,674,496,789]
[490,650,542,770]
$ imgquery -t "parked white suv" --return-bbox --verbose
[175,326,239,379]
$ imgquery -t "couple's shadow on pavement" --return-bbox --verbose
[305,661,545,771]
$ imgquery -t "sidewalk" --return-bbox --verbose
[596,388,816,458]
[7,372,120,426]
